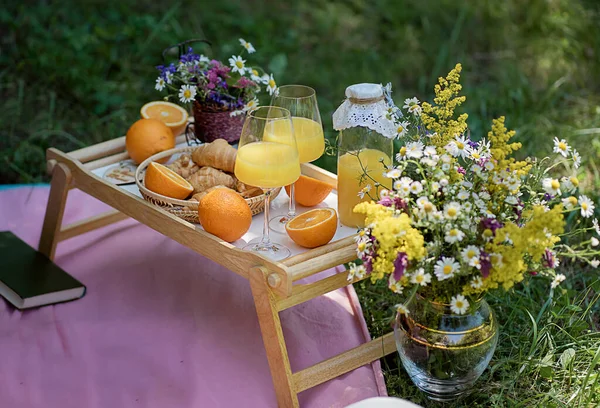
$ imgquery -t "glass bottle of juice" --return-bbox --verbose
[333,84,395,228]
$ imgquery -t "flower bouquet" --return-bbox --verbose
[348,64,599,400]
[154,39,277,143]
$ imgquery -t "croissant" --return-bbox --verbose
[186,166,235,194]
[235,178,263,198]
[192,139,237,173]
[167,154,200,179]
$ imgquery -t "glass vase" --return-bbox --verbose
[394,294,498,402]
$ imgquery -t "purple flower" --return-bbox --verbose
[235,77,257,89]
[393,252,408,281]
[467,139,478,149]
[480,251,492,278]
[543,193,553,202]
[542,249,558,269]
[480,217,503,235]
[363,257,373,275]
[393,197,408,212]
[457,166,466,175]
[378,196,393,207]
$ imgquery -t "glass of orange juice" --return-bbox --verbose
[265,85,325,233]
[234,106,301,260]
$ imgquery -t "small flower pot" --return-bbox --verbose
[186,101,245,144]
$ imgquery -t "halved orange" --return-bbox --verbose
[141,101,189,137]
[285,208,338,248]
[144,162,193,199]
[285,175,333,207]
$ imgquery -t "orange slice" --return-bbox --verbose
[141,101,189,136]
[144,162,193,199]
[285,175,333,207]
[285,208,338,248]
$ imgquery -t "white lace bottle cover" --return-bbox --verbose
[332,83,397,139]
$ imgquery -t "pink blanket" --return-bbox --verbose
[0,186,385,407]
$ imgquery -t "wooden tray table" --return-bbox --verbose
[40,134,396,407]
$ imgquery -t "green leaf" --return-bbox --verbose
[560,348,576,370]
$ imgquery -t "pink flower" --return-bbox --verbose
[235,77,257,88]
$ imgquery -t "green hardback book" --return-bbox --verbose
[0,231,86,309]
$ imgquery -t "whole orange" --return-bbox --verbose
[126,118,175,164]
[285,175,333,207]
[198,188,252,242]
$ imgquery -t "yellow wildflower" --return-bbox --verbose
[421,64,468,148]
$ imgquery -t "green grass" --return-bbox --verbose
[2,1,600,405]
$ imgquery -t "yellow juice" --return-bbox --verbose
[235,142,301,188]
[337,149,392,228]
[265,117,324,163]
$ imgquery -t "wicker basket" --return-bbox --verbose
[135,146,279,224]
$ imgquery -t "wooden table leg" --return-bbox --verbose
[39,162,72,260]
[250,267,299,408]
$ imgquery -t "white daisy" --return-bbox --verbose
[470,276,484,289]
[347,262,367,281]
[386,168,402,179]
[424,146,437,156]
[260,73,271,85]
[431,181,440,193]
[579,195,595,218]
[453,135,470,158]
[457,189,470,200]
[490,253,504,269]
[389,280,404,294]
[553,137,571,157]
[403,97,421,115]
[396,146,408,161]
[542,178,561,196]
[484,161,495,171]
[199,54,210,63]
[461,246,481,264]
[356,241,371,258]
[178,84,197,103]
[357,184,372,199]
[409,181,423,195]
[266,74,277,95]
[155,76,166,91]
[450,295,470,314]
[505,195,518,205]
[591,259,600,268]
[396,121,410,138]
[250,69,263,83]
[353,229,369,244]
[228,55,247,74]
[410,268,432,286]
[551,274,566,289]
[562,196,578,210]
[406,141,424,159]
[444,202,462,220]
[561,177,575,191]
[243,98,259,112]
[239,38,256,53]
[593,219,600,236]
[572,150,581,169]
[444,228,465,244]
[463,202,473,212]
[395,304,410,315]
[165,71,173,84]
[434,257,460,281]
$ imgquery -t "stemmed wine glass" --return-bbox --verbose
[234,106,301,260]
[267,85,325,233]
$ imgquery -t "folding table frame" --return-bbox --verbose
[39,135,396,407]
